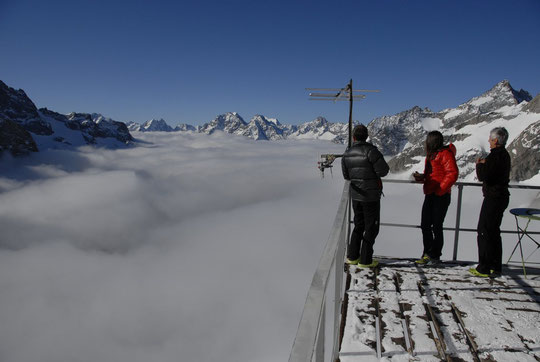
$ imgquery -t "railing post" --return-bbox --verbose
[315,299,325,362]
[452,184,464,261]
[332,199,347,361]
[346,194,352,251]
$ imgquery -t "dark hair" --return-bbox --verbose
[353,125,368,142]
[489,127,509,146]
[425,131,444,156]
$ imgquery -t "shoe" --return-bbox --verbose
[469,267,490,278]
[489,270,502,278]
[346,258,360,265]
[358,260,379,268]
[415,254,430,265]
[425,258,441,266]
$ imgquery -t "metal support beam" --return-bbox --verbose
[452,184,464,261]
[348,79,353,148]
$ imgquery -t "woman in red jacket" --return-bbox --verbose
[413,131,459,265]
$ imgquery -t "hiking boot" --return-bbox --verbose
[358,260,379,268]
[425,258,441,266]
[415,254,430,265]
[346,258,360,265]
[468,267,490,278]
[489,270,502,278]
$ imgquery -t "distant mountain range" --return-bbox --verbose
[1,79,538,181]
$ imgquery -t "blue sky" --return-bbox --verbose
[1,0,539,126]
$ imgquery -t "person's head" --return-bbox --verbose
[353,125,368,142]
[425,130,444,155]
[489,127,509,149]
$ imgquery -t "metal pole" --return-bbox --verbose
[332,210,346,360]
[347,195,352,255]
[452,184,464,261]
[315,299,325,362]
[348,79,353,148]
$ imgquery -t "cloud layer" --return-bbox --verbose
[0,132,345,362]
[0,132,537,362]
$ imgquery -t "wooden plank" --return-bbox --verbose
[339,258,540,361]
[339,267,379,361]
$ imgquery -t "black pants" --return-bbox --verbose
[476,195,509,274]
[347,200,380,264]
[421,193,451,259]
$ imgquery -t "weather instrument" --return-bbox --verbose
[317,153,343,178]
[307,79,379,176]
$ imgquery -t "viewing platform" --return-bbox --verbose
[340,258,540,361]
[289,180,540,362]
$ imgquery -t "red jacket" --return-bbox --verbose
[423,144,458,195]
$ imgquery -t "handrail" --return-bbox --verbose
[289,182,350,362]
[384,178,540,190]
[381,180,540,260]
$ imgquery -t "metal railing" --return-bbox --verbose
[288,181,350,362]
[289,179,540,362]
[379,180,540,261]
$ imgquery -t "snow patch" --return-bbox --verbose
[470,95,493,107]
[421,117,442,131]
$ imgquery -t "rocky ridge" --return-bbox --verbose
[373,81,538,181]
[0,80,133,153]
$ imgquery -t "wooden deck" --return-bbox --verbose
[338,258,540,362]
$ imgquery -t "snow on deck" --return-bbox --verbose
[339,258,540,361]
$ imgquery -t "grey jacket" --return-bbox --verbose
[341,141,389,201]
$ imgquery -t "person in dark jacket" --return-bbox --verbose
[413,131,458,266]
[342,125,389,267]
[469,127,511,278]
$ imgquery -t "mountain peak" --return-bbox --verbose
[199,112,247,135]
[484,80,532,104]
[139,118,173,132]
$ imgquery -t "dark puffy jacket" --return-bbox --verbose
[341,141,389,201]
[423,144,459,196]
[476,146,511,198]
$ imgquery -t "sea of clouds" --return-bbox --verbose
[0,132,538,362]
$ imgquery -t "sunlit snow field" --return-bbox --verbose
[0,132,538,362]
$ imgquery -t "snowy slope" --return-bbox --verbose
[379,81,539,181]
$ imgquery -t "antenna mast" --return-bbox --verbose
[306,79,379,147]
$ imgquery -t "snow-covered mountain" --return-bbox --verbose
[287,116,348,143]
[128,119,171,132]
[0,80,133,153]
[198,112,248,136]
[174,123,196,132]
[240,115,289,140]
[197,113,348,143]
[128,119,196,132]
[187,80,539,181]
[1,79,538,181]
[372,80,538,181]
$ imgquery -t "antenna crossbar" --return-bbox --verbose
[309,97,366,102]
[309,93,366,98]
[305,79,379,147]
[306,88,380,93]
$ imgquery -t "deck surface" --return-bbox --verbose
[339,258,540,362]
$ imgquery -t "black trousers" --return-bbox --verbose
[421,193,451,259]
[347,200,380,264]
[476,195,509,274]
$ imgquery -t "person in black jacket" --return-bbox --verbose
[342,125,389,267]
[469,127,511,278]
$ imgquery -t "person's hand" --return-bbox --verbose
[413,172,424,182]
[476,158,486,164]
